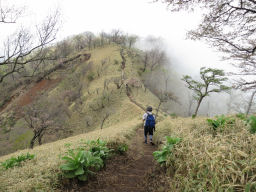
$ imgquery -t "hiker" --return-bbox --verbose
[143,106,155,145]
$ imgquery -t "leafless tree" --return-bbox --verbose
[0,1,23,23]
[127,35,138,49]
[55,38,72,59]
[120,48,126,81]
[101,112,110,129]
[111,29,122,44]
[158,0,256,90]
[0,9,60,83]
[23,95,70,149]
[147,48,167,71]
[84,31,95,50]
[73,34,86,51]
[100,31,107,47]
[154,89,179,121]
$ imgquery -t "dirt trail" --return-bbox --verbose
[77,128,157,192]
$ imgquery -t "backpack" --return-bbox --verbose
[145,114,155,128]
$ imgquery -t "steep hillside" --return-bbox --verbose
[0,44,165,191]
[0,44,161,156]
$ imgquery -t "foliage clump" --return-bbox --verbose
[207,115,235,133]
[153,136,181,164]
[1,153,35,170]
[247,115,256,134]
[60,139,128,181]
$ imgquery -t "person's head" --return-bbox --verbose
[146,106,152,112]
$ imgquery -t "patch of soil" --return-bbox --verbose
[17,78,60,107]
[62,128,160,192]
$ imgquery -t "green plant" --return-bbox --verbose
[87,72,95,81]
[170,113,177,119]
[247,115,256,134]
[207,115,235,131]
[153,136,181,164]
[116,143,128,154]
[236,113,247,121]
[114,59,119,65]
[85,139,113,160]
[1,153,35,170]
[106,141,129,155]
[60,149,103,181]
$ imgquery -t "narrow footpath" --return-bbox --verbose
[78,127,157,192]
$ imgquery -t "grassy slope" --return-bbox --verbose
[154,116,256,191]
[0,45,161,191]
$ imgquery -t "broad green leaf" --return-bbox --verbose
[75,166,84,176]
[60,163,78,171]
[78,174,88,181]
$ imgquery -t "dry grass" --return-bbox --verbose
[0,117,141,192]
[154,116,256,192]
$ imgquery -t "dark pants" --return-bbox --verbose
[144,126,154,143]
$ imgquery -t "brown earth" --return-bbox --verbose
[64,128,160,192]
[17,78,60,107]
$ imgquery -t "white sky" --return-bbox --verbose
[0,0,235,76]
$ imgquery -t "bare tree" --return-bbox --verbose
[0,9,60,83]
[0,1,23,23]
[158,0,256,90]
[84,31,94,50]
[100,31,107,47]
[120,48,126,82]
[55,39,72,59]
[101,112,110,129]
[127,35,138,49]
[154,89,178,121]
[73,34,86,51]
[111,29,121,44]
[23,96,70,149]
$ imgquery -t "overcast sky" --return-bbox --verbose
[1,0,234,76]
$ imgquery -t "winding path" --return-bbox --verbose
[78,128,157,192]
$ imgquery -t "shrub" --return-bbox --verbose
[87,72,95,81]
[84,139,113,161]
[113,59,119,65]
[236,113,247,121]
[247,115,256,134]
[170,113,177,119]
[60,139,128,182]
[153,136,181,164]
[60,149,103,181]
[1,153,35,170]
[207,115,235,132]
[106,141,128,155]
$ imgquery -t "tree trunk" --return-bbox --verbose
[101,114,109,129]
[30,135,37,149]
[38,134,43,145]
[246,90,256,116]
[194,97,203,117]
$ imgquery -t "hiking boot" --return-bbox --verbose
[150,141,155,145]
